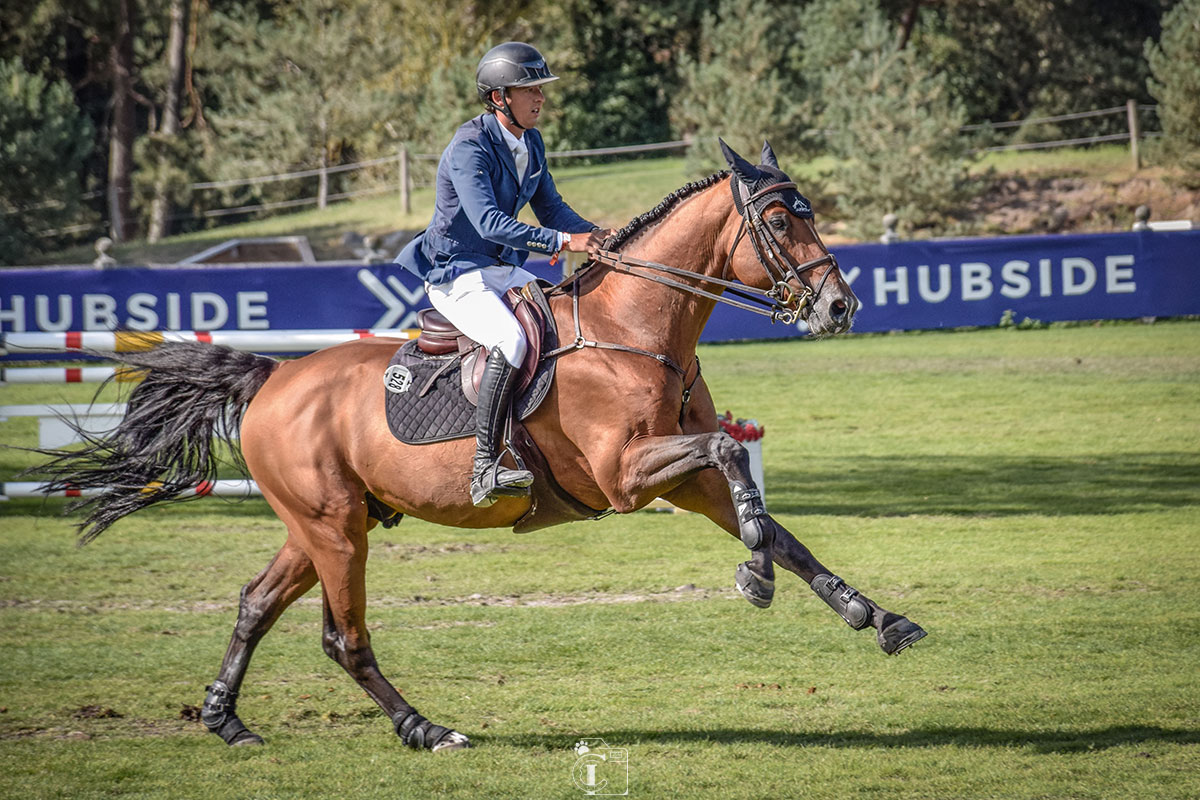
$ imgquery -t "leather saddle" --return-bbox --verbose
[373,281,610,533]
[414,287,545,405]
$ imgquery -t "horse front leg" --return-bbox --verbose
[768,519,927,655]
[610,432,777,608]
[665,471,927,654]
[645,379,926,655]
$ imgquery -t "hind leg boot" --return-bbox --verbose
[202,681,264,746]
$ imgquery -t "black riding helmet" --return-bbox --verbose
[476,42,559,130]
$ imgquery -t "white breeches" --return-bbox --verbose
[425,265,538,368]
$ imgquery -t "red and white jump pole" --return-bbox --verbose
[0,328,417,384]
[0,479,262,501]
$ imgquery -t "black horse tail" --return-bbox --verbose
[23,341,279,544]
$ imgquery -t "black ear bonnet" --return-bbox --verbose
[721,138,814,220]
[731,164,814,220]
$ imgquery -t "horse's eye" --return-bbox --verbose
[768,215,788,231]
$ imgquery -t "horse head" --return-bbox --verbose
[719,139,858,336]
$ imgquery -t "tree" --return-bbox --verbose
[804,0,981,237]
[194,0,403,214]
[379,0,539,157]
[912,0,1168,132]
[1145,0,1200,178]
[0,0,181,243]
[540,0,706,152]
[0,59,94,264]
[145,0,188,242]
[671,0,810,175]
[107,0,138,241]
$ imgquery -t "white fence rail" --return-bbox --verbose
[0,403,127,448]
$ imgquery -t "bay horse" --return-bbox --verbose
[31,141,925,752]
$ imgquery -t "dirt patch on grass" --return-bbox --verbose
[389,584,738,608]
[1,585,736,614]
[370,541,510,560]
[71,705,122,720]
[969,171,1200,236]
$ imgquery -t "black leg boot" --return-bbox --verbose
[470,347,534,507]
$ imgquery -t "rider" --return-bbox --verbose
[395,41,609,508]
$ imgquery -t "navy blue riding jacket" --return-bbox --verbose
[395,113,597,286]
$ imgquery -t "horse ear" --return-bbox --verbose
[760,140,779,169]
[719,138,760,184]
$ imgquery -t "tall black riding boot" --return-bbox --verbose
[470,347,534,507]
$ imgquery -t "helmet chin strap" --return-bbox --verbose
[493,88,526,132]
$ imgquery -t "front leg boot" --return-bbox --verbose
[810,574,872,630]
[731,481,775,607]
[731,482,770,550]
[394,711,471,752]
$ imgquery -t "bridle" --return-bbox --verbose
[543,173,843,406]
[572,176,839,327]
[727,178,841,324]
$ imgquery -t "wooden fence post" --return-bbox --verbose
[1126,99,1141,171]
[398,145,411,215]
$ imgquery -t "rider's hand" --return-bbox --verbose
[561,228,614,257]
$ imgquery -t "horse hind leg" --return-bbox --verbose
[310,519,470,752]
[202,538,317,745]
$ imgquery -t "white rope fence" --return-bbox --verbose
[171,103,1156,201]
[21,102,1161,238]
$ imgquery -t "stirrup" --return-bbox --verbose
[470,458,533,507]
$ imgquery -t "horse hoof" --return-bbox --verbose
[229,731,265,746]
[735,562,774,608]
[432,731,472,752]
[205,713,263,746]
[396,711,472,752]
[878,616,927,655]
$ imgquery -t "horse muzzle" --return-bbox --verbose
[805,283,858,336]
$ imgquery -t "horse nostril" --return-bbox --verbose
[830,299,848,320]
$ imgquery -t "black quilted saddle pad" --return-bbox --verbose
[383,339,556,445]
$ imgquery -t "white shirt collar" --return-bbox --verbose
[497,121,526,154]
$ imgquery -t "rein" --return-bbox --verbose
[541,174,837,419]
[563,179,838,327]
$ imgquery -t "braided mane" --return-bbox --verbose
[606,170,730,250]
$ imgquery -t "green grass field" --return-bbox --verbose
[1,320,1198,799]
